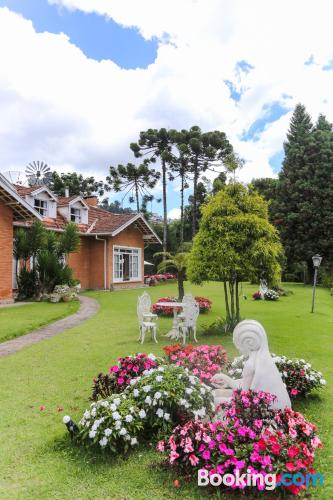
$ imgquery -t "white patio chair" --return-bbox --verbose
[177,293,195,322]
[178,300,200,345]
[139,291,158,321]
[137,293,158,344]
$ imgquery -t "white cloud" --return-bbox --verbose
[1,0,333,200]
[168,208,181,220]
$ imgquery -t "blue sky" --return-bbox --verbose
[0,0,157,68]
[1,0,333,218]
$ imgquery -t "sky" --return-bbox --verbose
[1,0,333,218]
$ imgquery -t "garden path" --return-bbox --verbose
[0,295,99,357]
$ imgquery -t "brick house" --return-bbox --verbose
[0,173,161,303]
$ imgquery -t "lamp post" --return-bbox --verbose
[311,254,322,313]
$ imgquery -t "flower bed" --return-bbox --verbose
[71,364,214,451]
[164,343,228,384]
[158,389,322,496]
[229,354,327,398]
[91,353,160,400]
[152,296,212,317]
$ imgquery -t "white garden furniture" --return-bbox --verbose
[137,292,158,344]
[259,279,268,299]
[177,293,195,322]
[178,300,200,345]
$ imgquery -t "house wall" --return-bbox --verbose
[0,200,14,302]
[108,226,145,289]
[68,236,105,289]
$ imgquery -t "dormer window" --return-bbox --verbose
[70,207,81,223]
[34,198,48,216]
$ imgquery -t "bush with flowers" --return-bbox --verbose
[158,389,322,496]
[164,343,228,384]
[264,289,280,301]
[152,296,212,317]
[69,364,214,452]
[90,353,161,401]
[252,291,262,300]
[229,354,327,398]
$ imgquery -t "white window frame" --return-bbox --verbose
[113,246,142,283]
[70,207,81,223]
[34,198,48,216]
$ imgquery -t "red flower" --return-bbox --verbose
[288,446,300,458]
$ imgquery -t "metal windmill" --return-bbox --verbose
[25,161,52,187]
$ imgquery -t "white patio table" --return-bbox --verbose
[155,301,183,339]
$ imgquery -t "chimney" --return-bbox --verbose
[84,195,98,207]
[65,187,69,198]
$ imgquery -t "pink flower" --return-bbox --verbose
[202,450,211,460]
[157,440,165,452]
[117,377,124,385]
[254,419,263,429]
[189,454,199,466]
[132,366,139,373]
[111,366,120,373]
[170,451,180,463]
[311,436,322,449]
[291,388,298,396]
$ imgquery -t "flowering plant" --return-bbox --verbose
[158,389,322,495]
[229,354,326,398]
[152,296,212,317]
[252,291,262,300]
[164,343,228,384]
[77,393,143,452]
[264,289,280,301]
[126,364,214,438]
[91,353,161,401]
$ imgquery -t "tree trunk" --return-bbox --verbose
[223,280,231,322]
[192,158,199,238]
[162,158,168,254]
[229,280,235,325]
[177,271,185,301]
[180,171,184,248]
[135,180,140,213]
[235,276,240,322]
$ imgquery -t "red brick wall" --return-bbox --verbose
[0,200,14,302]
[68,225,145,290]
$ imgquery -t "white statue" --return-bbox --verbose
[211,319,291,410]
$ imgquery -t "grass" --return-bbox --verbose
[0,282,332,499]
[0,300,80,343]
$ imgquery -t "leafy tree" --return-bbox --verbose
[131,128,175,253]
[212,171,227,194]
[224,152,244,183]
[106,161,160,212]
[14,221,80,298]
[188,184,282,331]
[50,172,107,197]
[274,104,333,280]
[183,181,209,241]
[154,247,190,300]
[99,199,134,214]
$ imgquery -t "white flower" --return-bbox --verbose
[89,430,96,439]
[91,408,96,417]
[156,376,163,383]
[133,389,139,398]
[145,396,152,405]
[99,437,108,447]
[147,353,156,360]
[125,414,133,423]
[185,388,193,395]
[178,374,182,379]
[112,412,121,421]
[83,410,90,419]
[131,437,138,445]
[101,401,109,408]
[157,366,165,372]
[63,415,71,424]
[320,379,327,385]
[104,428,112,436]
[139,409,146,419]
[200,388,206,395]
[154,391,162,399]
[189,376,197,385]
[130,378,138,385]
[114,398,121,406]
[119,428,127,436]
[179,398,187,406]
[156,408,164,418]
[164,413,170,421]
[110,404,117,412]
[143,385,151,393]
[115,420,122,430]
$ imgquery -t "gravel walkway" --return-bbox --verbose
[0,296,100,358]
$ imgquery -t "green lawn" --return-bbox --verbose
[0,301,80,343]
[0,282,332,499]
